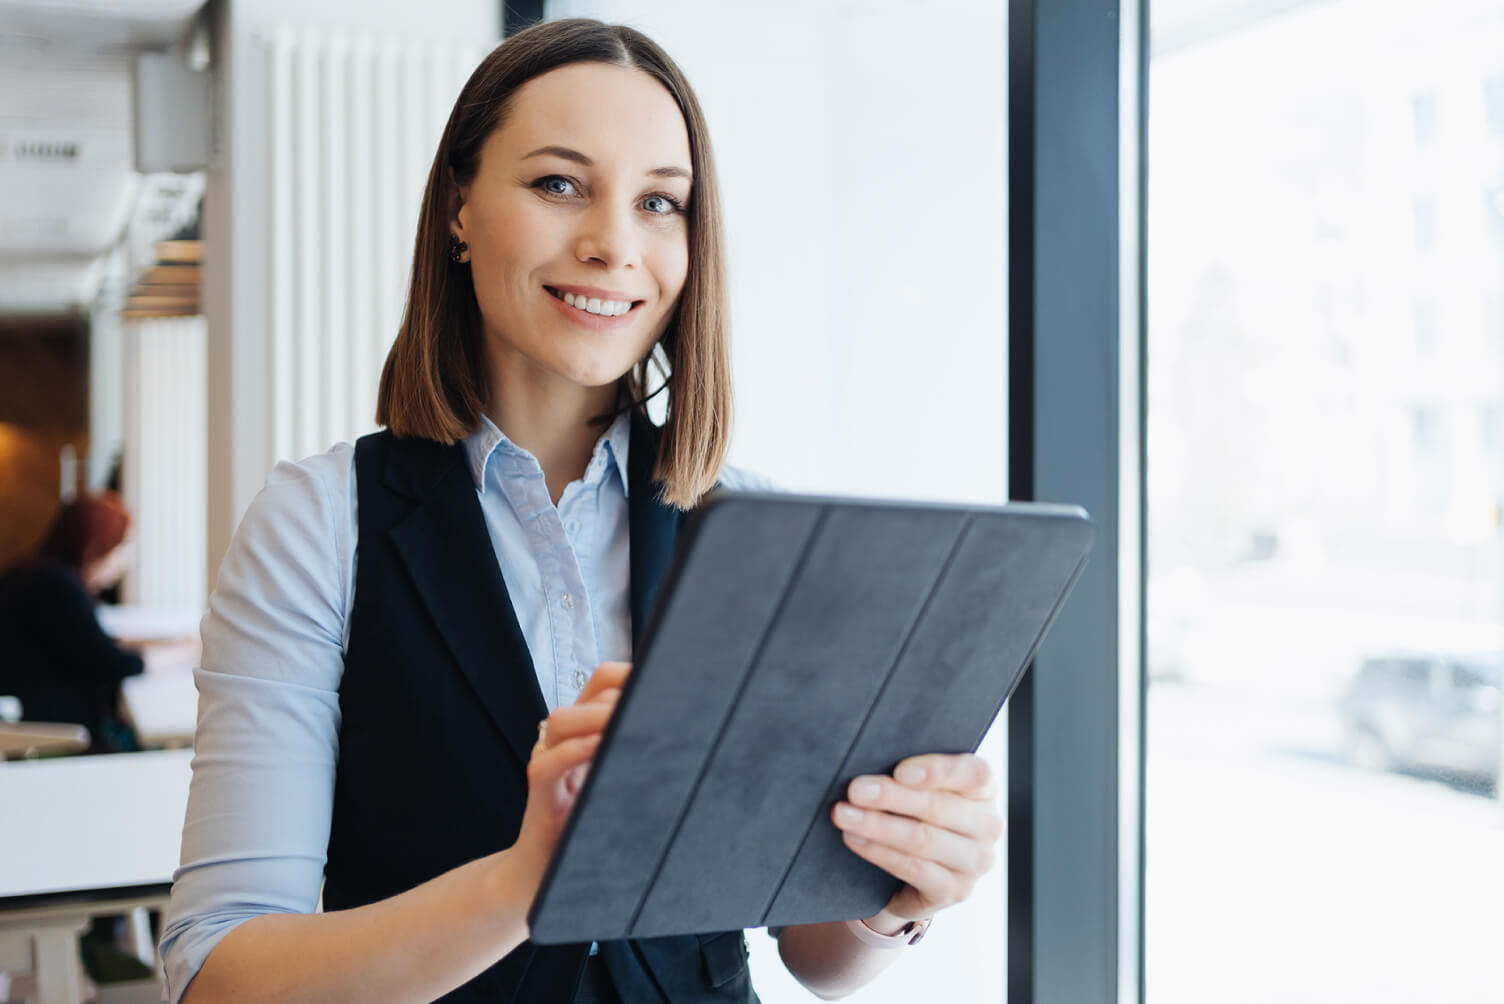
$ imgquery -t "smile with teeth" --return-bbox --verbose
[547,287,638,317]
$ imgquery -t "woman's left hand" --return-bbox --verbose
[830,753,1004,923]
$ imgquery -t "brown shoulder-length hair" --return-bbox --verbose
[375,18,731,509]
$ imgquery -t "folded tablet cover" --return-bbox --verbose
[528,495,1093,944]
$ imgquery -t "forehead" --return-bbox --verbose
[494,62,691,172]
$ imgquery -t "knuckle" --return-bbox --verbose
[927,863,956,898]
[910,821,935,854]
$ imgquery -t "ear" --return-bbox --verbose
[447,175,471,243]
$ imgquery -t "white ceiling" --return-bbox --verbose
[0,0,204,58]
[0,0,1333,317]
[0,0,205,315]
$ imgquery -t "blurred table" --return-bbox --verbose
[95,605,201,647]
[0,749,191,1004]
[98,605,203,750]
[120,671,197,749]
[0,723,90,760]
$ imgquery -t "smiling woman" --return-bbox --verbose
[158,17,1004,1004]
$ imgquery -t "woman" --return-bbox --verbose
[161,19,1002,1003]
[0,492,143,754]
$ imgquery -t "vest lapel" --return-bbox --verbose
[628,414,686,654]
[383,437,549,770]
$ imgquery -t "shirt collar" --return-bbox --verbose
[463,410,632,497]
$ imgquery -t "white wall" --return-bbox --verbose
[89,298,125,491]
[550,3,1009,1001]
[554,0,1008,505]
[204,0,500,580]
[123,315,207,610]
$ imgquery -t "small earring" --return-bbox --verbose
[448,236,468,264]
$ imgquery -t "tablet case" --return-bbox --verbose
[527,494,1093,944]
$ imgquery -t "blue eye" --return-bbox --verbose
[642,194,683,215]
[537,176,578,197]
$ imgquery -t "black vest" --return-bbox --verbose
[327,418,759,1003]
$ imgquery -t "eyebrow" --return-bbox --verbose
[521,145,692,182]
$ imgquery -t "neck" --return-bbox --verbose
[485,351,620,505]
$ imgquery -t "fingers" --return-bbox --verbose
[831,800,997,875]
[526,732,602,786]
[577,661,631,705]
[838,832,975,913]
[537,699,617,752]
[892,753,997,801]
[840,768,1004,845]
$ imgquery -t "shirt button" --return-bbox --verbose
[573,669,589,688]
[561,592,574,610]
[565,518,581,536]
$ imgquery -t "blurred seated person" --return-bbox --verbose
[0,493,143,753]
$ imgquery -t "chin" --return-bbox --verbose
[548,356,639,393]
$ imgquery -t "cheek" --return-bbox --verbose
[472,202,558,294]
[653,234,691,304]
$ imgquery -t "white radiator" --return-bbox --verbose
[264,27,487,462]
[123,315,207,610]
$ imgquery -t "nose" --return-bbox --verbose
[573,201,640,272]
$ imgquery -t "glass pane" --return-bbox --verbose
[1147,1,1504,1002]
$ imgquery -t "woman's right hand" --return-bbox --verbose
[508,661,630,906]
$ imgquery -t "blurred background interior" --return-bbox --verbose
[0,0,1500,1002]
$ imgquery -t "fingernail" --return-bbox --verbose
[852,780,881,803]
[835,804,863,825]
[896,764,927,786]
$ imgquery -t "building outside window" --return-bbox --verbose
[1413,90,1438,144]
[1485,74,1504,135]
[1148,1,1504,1001]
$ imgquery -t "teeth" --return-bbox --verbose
[559,290,632,316]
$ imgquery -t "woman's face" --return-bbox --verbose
[452,62,694,395]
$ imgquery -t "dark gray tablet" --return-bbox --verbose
[527,494,1093,944]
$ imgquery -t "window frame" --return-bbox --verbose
[1007,0,1147,1002]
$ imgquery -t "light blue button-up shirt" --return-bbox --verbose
[159,412,769,1002]
[464,411,635,711]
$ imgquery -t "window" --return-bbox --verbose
[1450,659,1502,693]
[1413,91,1438,144]
[1487,186,1504,243]
[1411,404,1442,454]
[1414,198,1438,251]
[1482,405,1501,455]
[1486,75,1504,136]
[1487,291,1504,347]
[1414,298,1439,352]
[1148,3,1504,1001]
